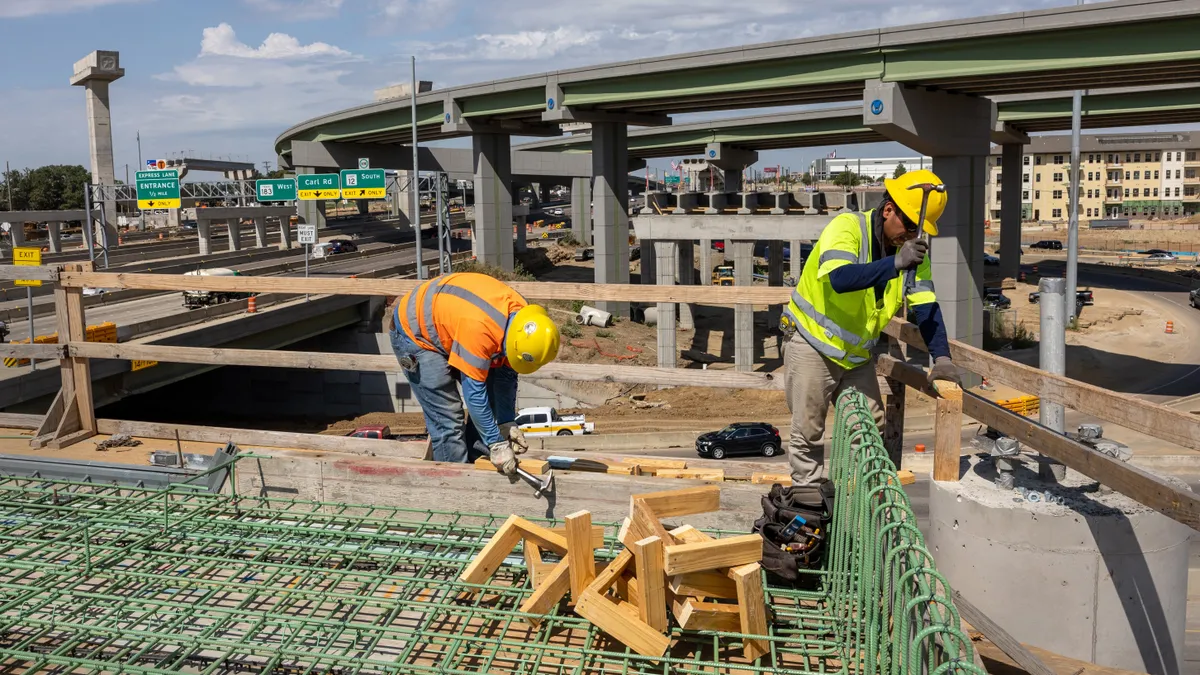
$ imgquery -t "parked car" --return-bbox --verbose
[696,422,782,459]
[348,425,392,440]
[983,253,1000,266]
[328,239,358,254]
[548,207,564,216]
[1146,252,1177,262]
[1028,240,1063,250]
[1029,289,1094,306]
[513,407,594,437]
[984,288,1011,309]
[1190,288,1199,309]
[1142,249,1172,256]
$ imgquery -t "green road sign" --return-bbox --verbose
[256,178,297,202]
[665,175,681,185]
[297,173,340,200]
[135,169,181,209]
[339,169,386,199]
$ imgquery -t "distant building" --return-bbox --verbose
[809,156,931,181]
[987,132,1200,223]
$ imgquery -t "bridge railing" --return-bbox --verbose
[0,262,1195,532]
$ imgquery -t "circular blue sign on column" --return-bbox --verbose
[444,113,451,123]
[870,99,885,115]
[547,98,556,110]
[708,150,717,158]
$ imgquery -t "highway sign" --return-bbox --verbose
[339,169,386,199]
[665,176,680,185]
[13,246,41,287]
[146,159,168,170]
[135,169,181,209]
[297,223,318,245]
[297,173,340,200]
[358,158,370,170]
[256,178,297,202]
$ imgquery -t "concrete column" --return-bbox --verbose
[47,222,62,253]
[640,239,656,285]
[790,239,804,280]
[676,240,695,331]
[720,168,742,194]
[999,143,1023,281]
[167,208,181,230]
[538,183,550,204]
[8,223,25,248]
[931,155,986,351]
[699,239,712,281]
[654,240,678,368]
[296,195,327,232]
[514,215,527,253]
[356,200,370,216]
[570,177,592,245]
[768,241,785,329]
[278,216,293,250]
[197,219,213,256]
[731,240,755,371]
[591,121,630,316]
[472,133,514,270]
[73,58,121,248]
[253,217,268,248]
[226,219,242,252]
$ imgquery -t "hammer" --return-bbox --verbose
[515,466,554,499]
[903,182,945,314]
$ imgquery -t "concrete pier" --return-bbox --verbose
[278,216,293,250]
[570,177,591,245]
[999,142,1023,281]
[472,133,514,270]
[676,240,695,331]
[197,219,213,256]
[226,219,242,252]
[731,240,754,371]
[654,240,678,367]
[253,217,268,248]
[591,121,630,316]
[47,223,62,253]
[71,51,122,249]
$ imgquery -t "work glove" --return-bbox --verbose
[488,441,519,476]
[498,421,529,452]
[894,239,929,271]
[927,356,963,388]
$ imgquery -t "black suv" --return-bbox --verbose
[984,288,1011,309]
[696,423,782,459]
[1028,240,1063,250]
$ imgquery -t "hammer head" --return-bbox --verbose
[907,182,946,194]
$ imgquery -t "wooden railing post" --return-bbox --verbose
[35,262,96,449]
[882,339,906,468]
[932,382,963,482]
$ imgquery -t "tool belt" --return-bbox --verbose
[779,313,798,339]
[753,482,834,588]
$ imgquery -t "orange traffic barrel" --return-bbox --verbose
[247,296,257,314]
[1165,321,1174,334]
[914,444,926,453]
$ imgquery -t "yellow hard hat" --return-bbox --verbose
[505,304,560,375]
[883,169,947,236]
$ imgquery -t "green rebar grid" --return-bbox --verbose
[0,393,974,674]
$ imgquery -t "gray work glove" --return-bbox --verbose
[894,239,929,271]
[488,441,519,476]
[927,356,963,387]
[498,421,529,452]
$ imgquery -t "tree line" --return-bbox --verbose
[1,165,92,211]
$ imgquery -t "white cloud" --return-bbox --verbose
[200,23,352,59]
[0,0,147,17]
[242,0,345,20]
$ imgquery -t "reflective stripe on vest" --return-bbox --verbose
[911,279,935,294]
[452,341,492,370]
[784,304,871,365]
[404,277,447,354]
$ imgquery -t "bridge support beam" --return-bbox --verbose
[864,80,992,354]
[197,219,213,256]
[227,219,242,252]
[295,166,328,231]
[278,216,293,250]
[48,223,62,254]
[591,121,630,316]
[471,133,514,270]
[654,240,678,368]
[571,177,591,245]
[253,217,268,248]
[731,240,755,372]
[676,240,694,331]
[1000,143,1024,283]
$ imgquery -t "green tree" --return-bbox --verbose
[832,170,861,187]
[0,165,90,211]
[800,171,813,186]
[893,163,907,179]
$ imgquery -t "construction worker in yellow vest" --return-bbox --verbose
[782,169,961,488]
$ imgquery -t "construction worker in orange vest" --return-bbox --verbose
[389,272,560,475]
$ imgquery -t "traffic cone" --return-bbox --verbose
[1165,321,1174,334]
[1019,271,1026,282]
[1032,265,1039,276]
[247,296,257,314]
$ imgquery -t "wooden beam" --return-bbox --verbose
[565,511,596,603]
[729,563,770,661]
[0,265,59,281]
[672,598,742,632]
[512,518,569,556]
[96,419,427,458]
[523,541,545,588]
[934,382,963,482]
[45,427,96,451]
[653,468,725,482]
[0,344,66,359]
[663,534,762,576]
[588,550,633,594]
[62,265,95,435]
[459,515,523,586]
[883,339,907,467]
[631,486,722,519]
[474,457,550,475]
[669,570,739,599]
[519,559,571,627]
[953,590,1055,675]
[547,524,605,550]
[623,498,675,549]
[47,396,82,450]
[631,536,667,632]
[32,389,66,439]
[667,525,713,544]
[575,588,670,659]
[885,318,1200,453]
[751,473,792,485]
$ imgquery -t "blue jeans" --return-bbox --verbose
[389,326,517,464]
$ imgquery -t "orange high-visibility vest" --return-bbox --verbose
[395,272,527,381]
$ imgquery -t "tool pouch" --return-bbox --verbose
[752,482,833,588]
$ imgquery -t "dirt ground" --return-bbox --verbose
[984,221,1200,255]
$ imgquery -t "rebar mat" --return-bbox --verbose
[0,389,977,674]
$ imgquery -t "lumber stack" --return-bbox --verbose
[457,486,769,661]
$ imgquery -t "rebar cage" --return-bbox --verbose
[0,389,975,674]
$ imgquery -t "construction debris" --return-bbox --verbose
[458,485,767,661]
[95,433,141,451]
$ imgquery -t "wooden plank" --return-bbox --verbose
[631,536,667,632]
[474,457,550,475]
[512,518,570,556]
[667,525,713,544]
[654,468,725,481]
[729,562,770,661]
[751,472,791,485]
[962,391,1200,530]
[883,370,906,468]
[519,559,571,628]
[565,511,596,604]
[885,318,1200,453]
[631,486,722,519]
[623,498,675,549]
[546,524,605,550]
[0,265,59,281]
[934,382,963,482]
[895,469,916,486]
[575,588,670,659]
[61,271,792,305]
[673,597,742,632]
[522,541,545,588]
[96,419,427,458]
[46,427,95,451]
[62,266,95,435]
[49,396,83,448]
[0,343,66,359]
[459,515,523,586]
[615,457,688,469]
[588,549,634,594]
[669,570,739,599]
[664,535,762,576]
[32,392,64,438]
[953,590,1055,675]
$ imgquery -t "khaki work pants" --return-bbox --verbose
[784,333,884,487]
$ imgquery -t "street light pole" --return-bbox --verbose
[410,56,424,280]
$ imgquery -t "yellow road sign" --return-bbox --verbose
[137,198,182,209]
[297,189,340,200]
[341,187,387,199]
[131,360,158,372]
[13,247,41,266]
[14,279,41,287]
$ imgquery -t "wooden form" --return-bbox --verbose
[474,457,550,475]
[663,535,763,576]
[953,590,1055,675]
[933,382,963,482]
[631,486,721,518]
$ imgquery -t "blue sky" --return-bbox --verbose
[1,0,1194,181]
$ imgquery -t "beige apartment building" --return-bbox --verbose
[986,132,1200,224]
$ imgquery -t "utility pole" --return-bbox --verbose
[137,131,142,169]
[410,56,424,280]
[5,161,11,211]
[1065,0,1084,324]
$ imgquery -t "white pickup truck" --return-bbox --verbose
[514,407,595,437]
